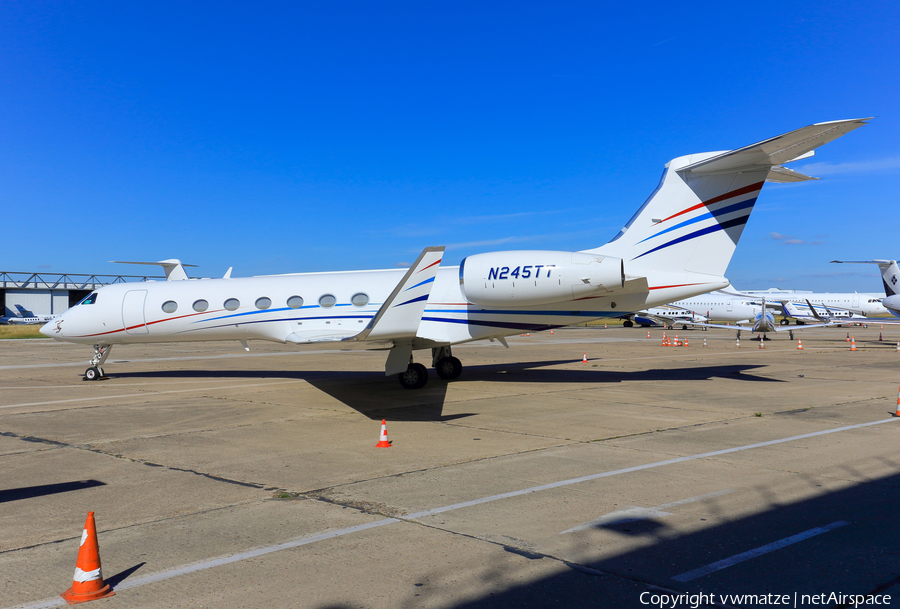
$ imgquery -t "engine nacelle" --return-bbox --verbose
[459,250,625,307]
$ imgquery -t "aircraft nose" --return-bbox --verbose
[40,320,57,337]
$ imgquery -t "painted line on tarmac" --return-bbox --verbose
[0,349,356,371]
[7,418,897,609]
[672,520,849,582]
[0,379,304,410]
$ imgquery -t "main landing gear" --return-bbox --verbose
[84,344,112,381]
[396,346,464,389]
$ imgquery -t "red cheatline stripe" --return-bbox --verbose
[77,309,223,338]
[648,283,708,291]
[653,181,765,226]
[417,259,442,273]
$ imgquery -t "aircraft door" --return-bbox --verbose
[122,290,149,335]
[852,295,860,309]
[726,299,733,312]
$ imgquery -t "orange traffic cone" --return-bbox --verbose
[797,339,803,350]
[846,333,850,342]
[879,332,883,341]
[604,323,608,329]
[895,386,900,417]
[850,336,857,351]
[550,330,553,334]
[60,512,115,604]
[759,337,765,349]
[582,353,588,363]
[647,331,651,339]
[375,419,392,447]
[684,338,689,347]
[526,333,530,337]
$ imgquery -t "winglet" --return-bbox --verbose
[350,247,445,342]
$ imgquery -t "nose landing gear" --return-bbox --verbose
[84,344,112,381]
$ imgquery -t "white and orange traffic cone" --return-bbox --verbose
[582,353,588,363]
[376,419,392,448]
[846,333,851,342]
[684,338,689,347]
[526,333,530,337]
[879,332,883,341]
[550,330,553,334]
[895,386,900,417]
[797,339,803,350]
[850,336,857,351]
[604,323,608,329]
[647,331,651,339]
[60,512,115,605]
[736,338,741,348]
[759,337,765,349]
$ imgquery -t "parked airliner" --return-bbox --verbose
[41,119,869,387]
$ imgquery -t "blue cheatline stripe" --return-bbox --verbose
[632,214,750,260]
[420,316,558,331]
[394,294,429,307]
[424,309,616,317]
[637,197,757,245]
[195,304,381,324]
[405,277,435,291]
[711,197,756,218]
[179,315,375,334]
[638,211,714,244]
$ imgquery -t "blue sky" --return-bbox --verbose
[2,1,898,292]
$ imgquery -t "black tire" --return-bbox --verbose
[84,366,100,381]
[622,320,633,328]
[681,324,688,330]
[780,319,789,326]
[435,356,462,380]
[398,363,429,389]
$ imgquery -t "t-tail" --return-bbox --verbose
[588,119,871,279]
[831,259,900,297]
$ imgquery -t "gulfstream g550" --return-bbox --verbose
[41,119,869,388]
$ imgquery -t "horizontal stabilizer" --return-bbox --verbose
[350,246,445,342]
[766,165,818,183]
[111,259,197,281]
[680,118,871,176]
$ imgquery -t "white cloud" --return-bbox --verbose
[795,157,900,176]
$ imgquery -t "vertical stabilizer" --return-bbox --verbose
[589,119,870,278]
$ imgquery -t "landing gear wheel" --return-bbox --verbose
[622,320,633,328]
[398,363,429,389]
[780,319,790,325]
[435,356,462,380]
[84,366,101,381]
[681,324,688,330]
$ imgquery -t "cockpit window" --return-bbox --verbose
[79,292,98,305]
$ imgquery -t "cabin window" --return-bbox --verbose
[319,294,336,308]
[79,293,98,305]
[224,298,240,311]
[161,301,178,314]
[255,297,272,310]
[287,295,304,309]
[351,293,369,306]
[193,299,209,312]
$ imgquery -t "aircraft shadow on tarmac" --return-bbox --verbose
[112,361,776,422]
[311,466,900,609]
[0,479,106,504]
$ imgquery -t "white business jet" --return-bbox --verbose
[41,119,869,387]
[1,305,59,325]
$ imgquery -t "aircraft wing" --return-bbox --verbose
[350,246,445,342]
